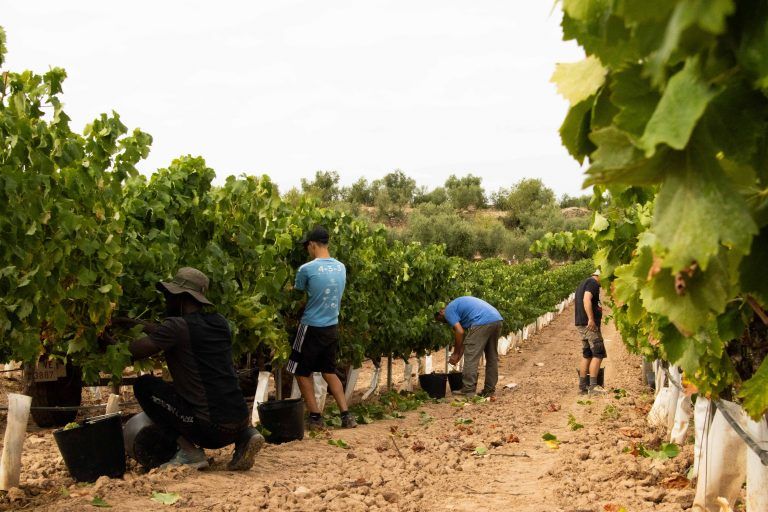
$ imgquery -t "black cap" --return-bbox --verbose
[299,226,329,246]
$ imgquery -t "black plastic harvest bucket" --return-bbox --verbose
[447,371,464,392]
[418,373,448,399]
[257,398,305,444]
[53,413,126,482]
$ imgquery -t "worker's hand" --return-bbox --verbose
[587,319,597,332]
[448,351,462,366]
[111,316,142,328]
[97,331,118,351]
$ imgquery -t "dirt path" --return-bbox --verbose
[1,305,695,511]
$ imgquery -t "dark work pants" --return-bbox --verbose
[133,375,247,449]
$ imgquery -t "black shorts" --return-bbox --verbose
[286,323,339,377]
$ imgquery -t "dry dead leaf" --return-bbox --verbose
[618,427,643,438]
[547,402,561,412]
[661,475,690,489]
[506,433,520,443]
[411,440,426,452]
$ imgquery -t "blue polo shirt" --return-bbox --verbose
[295,258,346,327]
[444,296,502,329]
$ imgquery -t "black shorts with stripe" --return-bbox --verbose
[286,323,339,377]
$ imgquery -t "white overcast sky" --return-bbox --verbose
[2,1,587,197]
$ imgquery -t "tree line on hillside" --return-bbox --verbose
[284,170,592,261]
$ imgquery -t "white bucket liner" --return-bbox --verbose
[691,396,713,480]
[692,400,747,511]
[745,414,768,511]
[313,372,328,412]
[250,371,272,426]
[498,336,511,356]
[344,367,361,402]
[362,365,381,400]
[401,362,414,392]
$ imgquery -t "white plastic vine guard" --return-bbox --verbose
[362,366,381,400]
[251,371,272,426]
[313,373,328,411]
[344,367,361,402]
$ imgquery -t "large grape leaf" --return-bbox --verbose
[646,0,735,82]
[739,357,768,420]
[736,1,768,90]
[560,98,595,164]
[609,66,661,141]
[740,226,768,308]
[652,149,757,272]
[551,56,607,106]
[640,251,735,335]
[640,58,721,156]
[585,127,670,186]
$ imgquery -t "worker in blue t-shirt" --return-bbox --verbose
[435,296,503,397]
[287,226,357,431]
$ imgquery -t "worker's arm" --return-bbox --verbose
[129,337,162,360]
[449,323,465,365]
[584,290,596,331]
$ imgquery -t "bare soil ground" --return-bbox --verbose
[0,305,695,511]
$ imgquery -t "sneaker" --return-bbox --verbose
[307,415,325,432]
[341,412,357,429]
[578,388,588,395]
[160,446,209,470]
[588,385,608,396]
[479,388,495,398]
[227,427,265,471]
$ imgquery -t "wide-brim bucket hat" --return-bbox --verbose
[157,267,213,305]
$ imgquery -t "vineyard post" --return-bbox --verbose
[386,355,393,391]
[275,368,282,401]
[0,393,32,490]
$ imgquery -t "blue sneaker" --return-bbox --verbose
[160,446,209,470]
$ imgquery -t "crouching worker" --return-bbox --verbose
[119,267,264,470]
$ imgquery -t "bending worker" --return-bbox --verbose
[435,296,503,398]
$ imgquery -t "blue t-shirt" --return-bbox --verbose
[444,296,503,329]
[295,258,346,327]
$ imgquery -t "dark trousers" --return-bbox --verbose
[133,375,247,449]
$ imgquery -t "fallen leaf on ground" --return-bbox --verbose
[411,440,426,452]
[661,475,690,489]
[618,427,643,438]
[91,496,112,508]
[547,402,561,412]
[603,504,628,512]
[506,433,520,443]
[150,492,181,505]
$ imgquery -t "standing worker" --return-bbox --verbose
[111,267,264,470]
[288,226,357,431]
[435,296,503,397]
[575,269,606,395]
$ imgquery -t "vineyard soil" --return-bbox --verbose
[1,305,700,511]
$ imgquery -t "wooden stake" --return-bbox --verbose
[0,393,32,490]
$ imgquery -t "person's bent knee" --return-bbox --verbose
[592,341,607,359]
[133,374,161,405]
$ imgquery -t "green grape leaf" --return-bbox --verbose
[610,65,661,141]
[641,253,734,335]
[551,56,608,106]
[150,492,181,505]
[560,98,596,164]
[640,58,721,156]
[585,127,669,186]
[739,227,768,308]
[739,357,768,420]
[653,151,757,273]
[90,496,112,508]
